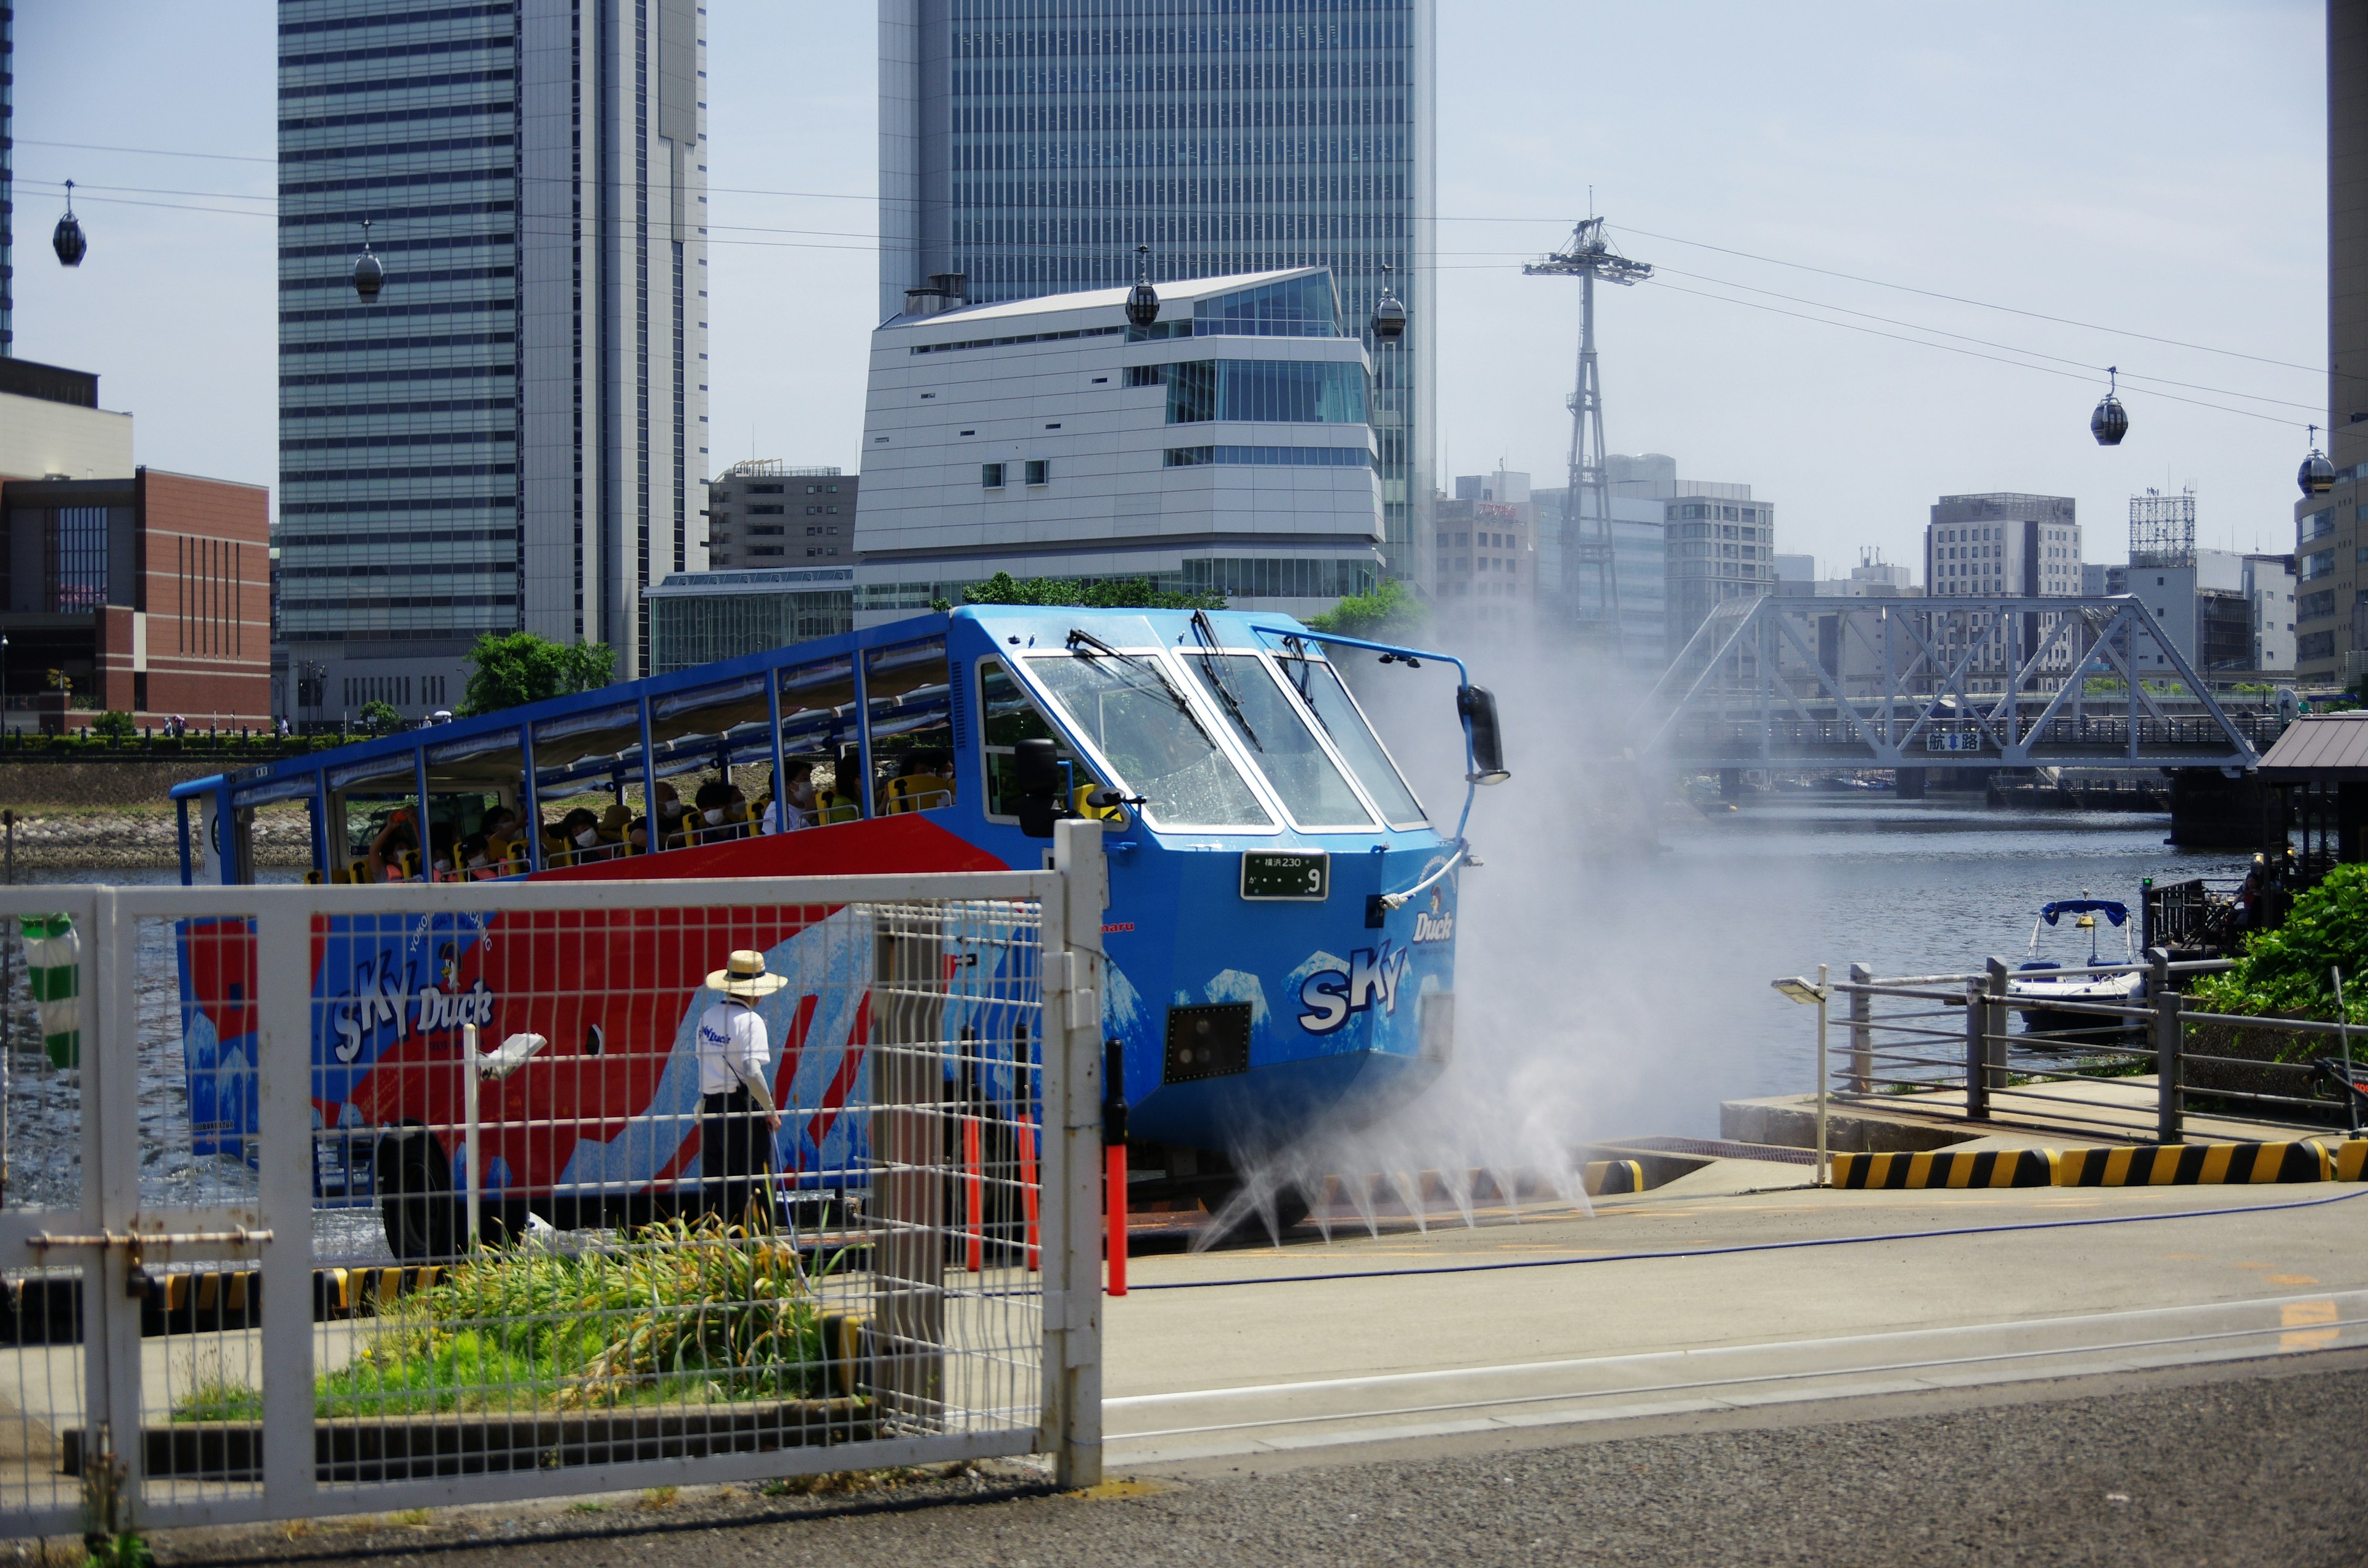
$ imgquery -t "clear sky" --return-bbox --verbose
[8,2,2327,577]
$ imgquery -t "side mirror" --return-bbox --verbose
[1458,686,1510,784]
[1013,737,1062,838]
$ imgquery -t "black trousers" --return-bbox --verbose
[699,1088,773,1227]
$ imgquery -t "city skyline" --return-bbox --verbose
[2,1,2327,598]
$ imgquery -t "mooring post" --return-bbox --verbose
[2147,945,2182,1145]
[1985,956,2010,1098]
[1964,974,1988,1120]
[1848,963,1873,1094]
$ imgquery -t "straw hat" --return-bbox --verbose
[600,803,634,832]
[705,949,789,997]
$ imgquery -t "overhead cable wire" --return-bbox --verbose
[1639,276,2303,427]
[1611,221,2327,380]
[1649,263,2323,414]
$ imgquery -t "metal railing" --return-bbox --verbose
[1811,948,2365,1149]
[0,819,1111,1535]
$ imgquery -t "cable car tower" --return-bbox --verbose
[1526,216,1651,654]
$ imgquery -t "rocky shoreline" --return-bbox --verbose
[1,807,314,871]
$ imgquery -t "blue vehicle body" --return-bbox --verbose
[171,605,1490,1217]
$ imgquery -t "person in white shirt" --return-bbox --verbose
[760,760,817,834]
[696,949,787,1226]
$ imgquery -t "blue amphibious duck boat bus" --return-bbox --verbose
[170,605,1504,1238]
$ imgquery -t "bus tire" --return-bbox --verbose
[377,1131,460,1262]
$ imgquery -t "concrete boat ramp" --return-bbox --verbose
[1098,1122,2368,1468]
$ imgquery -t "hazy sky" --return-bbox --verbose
[9,2,2327,578]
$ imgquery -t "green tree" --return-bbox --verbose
[1305,578,1427,641]
[959,570,1224,611]
[90,711,136,742]
[459,632,616,716]
[359,700,403,734]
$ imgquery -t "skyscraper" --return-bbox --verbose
[277,0,707,718]
[878,0,1433,579]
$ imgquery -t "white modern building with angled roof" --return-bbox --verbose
[854,268,1384,625]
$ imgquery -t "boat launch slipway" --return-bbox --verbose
[166,605,1507,1255]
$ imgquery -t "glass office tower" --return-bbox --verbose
[278,0,707,718]
[879,0,1434,578]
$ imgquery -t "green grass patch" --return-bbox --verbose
[175,1217,847,1422]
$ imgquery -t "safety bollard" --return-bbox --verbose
[1106,1144,1128,1297]
[1017,1117,1041,1271]
[963,1115,984,1274]
[1104,1038,1128,1297]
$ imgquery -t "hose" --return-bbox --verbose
[1125,1180,2368,1291]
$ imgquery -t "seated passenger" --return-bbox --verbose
[365,811,417,884]
[458,832,499,880]
[557,807,602,865]
[651,781,689,847]
[692,779,737,844]
[599,802,635,854]
[762,760,818,833]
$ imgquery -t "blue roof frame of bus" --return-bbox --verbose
[170,610,963,808]
[168,604,1342,811]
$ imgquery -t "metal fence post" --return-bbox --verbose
[1848,962,1872,1094]
[1045,819,1108,1490]
[1985,956,2010,1097]
[253,892,318,1519]
[2145,945,2180,1144]
[1964,974,1988,1120]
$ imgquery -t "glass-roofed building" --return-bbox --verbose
[856,268,1382,623]
[879,0,1433,581]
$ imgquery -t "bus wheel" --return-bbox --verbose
[377,1134,459,1262]
[1199,1183,1310,1247]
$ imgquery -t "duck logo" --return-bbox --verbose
[1412,887,1454,945]
[1297,943,1413,1034]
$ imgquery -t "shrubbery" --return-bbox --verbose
[2188,863,2368,1022]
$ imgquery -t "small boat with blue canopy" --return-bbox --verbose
[2008,893,2141,1032]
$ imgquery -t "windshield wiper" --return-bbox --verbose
[1065,628,1194,715]
[1188,610,1259,749]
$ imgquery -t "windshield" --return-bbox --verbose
[1026,651,1273,829]
[1183,652,1375,827]
[1277,654,1429,826]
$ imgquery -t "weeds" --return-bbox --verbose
[171,1216,845,1421]
[638,1487,678,1511]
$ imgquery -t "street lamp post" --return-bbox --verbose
[1772,967,1832,1185]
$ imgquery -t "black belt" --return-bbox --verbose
[701,1089,756,1112]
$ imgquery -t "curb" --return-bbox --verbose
[1830,1149,2055,1189]
[2054,1141,2331,1187]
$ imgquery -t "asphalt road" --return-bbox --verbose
[146,1352,2368,1568]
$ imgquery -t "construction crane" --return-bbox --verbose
[1525,216,1651,654]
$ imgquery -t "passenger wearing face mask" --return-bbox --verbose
[651,781,689,849]
[762,761,817,834]
[557,807,602,866]
[692,779,736,845]
[457,832,498,880]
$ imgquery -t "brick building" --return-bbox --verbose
[1,468,272,728]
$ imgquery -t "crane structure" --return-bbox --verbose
[1525,216,1651,654]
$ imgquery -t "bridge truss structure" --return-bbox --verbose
[1638,595,2279,772]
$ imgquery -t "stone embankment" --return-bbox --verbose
[0,806,313,871]
[0,760,314,871]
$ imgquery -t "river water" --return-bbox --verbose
[1528,795,2257,1139]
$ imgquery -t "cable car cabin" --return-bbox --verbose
[170,607,1497,1254]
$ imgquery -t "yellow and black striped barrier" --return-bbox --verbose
[1829,1148,2055,1189]
[1581,1159,1646,1197]
[2054,1141,2330,1186]
[2334,1139,2368,1181]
